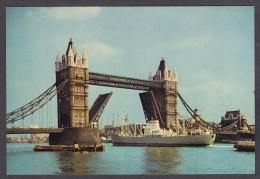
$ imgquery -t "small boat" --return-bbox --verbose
[33,144,106,152]
[234,140,255,152]
[33,145,62,151]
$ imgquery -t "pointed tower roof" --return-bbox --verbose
[66,37,78,56]
[68,45,74,57]
[55,53,61,62]
[157,57,167,79]
[82,49,88,59]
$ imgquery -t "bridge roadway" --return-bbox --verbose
[7,128,64,134]
[89,72,164,90]
[6,128,240,135]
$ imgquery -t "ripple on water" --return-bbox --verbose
[7,143,255,175]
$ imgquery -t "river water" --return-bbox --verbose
[7,143,255,175]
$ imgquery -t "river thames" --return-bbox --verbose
[7,142,254,175]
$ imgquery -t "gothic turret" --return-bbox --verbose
[57,38,88,70]
[173,66,178,82]
[149,70,153,81]
[150,57,177,82]
[67,45,74,66]
[66,38,78,56]
[164,62,169,81]
[55,54,61,72]
[82,49,88,69]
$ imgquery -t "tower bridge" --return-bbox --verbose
[6,38,217,145]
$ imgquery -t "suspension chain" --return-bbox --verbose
[6,79,68,124]
[177,93,218,129]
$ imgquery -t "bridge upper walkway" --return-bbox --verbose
[89,72,164,90]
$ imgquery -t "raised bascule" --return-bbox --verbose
[6,38,252,146]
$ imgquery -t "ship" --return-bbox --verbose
[111,58,216,147]
[234,140,255,152]
[111,120,216,147]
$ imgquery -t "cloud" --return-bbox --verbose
[26,7,100,20]
[83,42,119,57]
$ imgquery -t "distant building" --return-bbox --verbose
[220,110,248,131]
[30,133,49,143]
[103,125,121,138]
[207,122,219,129]
[248,125,255,132]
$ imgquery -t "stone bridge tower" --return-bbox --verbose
[50,38,98,146]
[149,58,178,129]
[55,38,89,128]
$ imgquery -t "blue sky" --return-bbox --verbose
[6,6,254,128]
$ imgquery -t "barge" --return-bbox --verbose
[33,144,105,152]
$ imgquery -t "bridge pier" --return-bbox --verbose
[49,128,99,146]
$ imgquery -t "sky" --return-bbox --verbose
[6,6,255,129]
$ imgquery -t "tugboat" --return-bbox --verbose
[234,140,255,152]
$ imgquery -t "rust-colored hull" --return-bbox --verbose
[33,145,105,152]
[234,144,255,152]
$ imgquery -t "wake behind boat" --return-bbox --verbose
[111,120,216,147]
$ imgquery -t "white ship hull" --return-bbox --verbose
[111,133,216,147]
